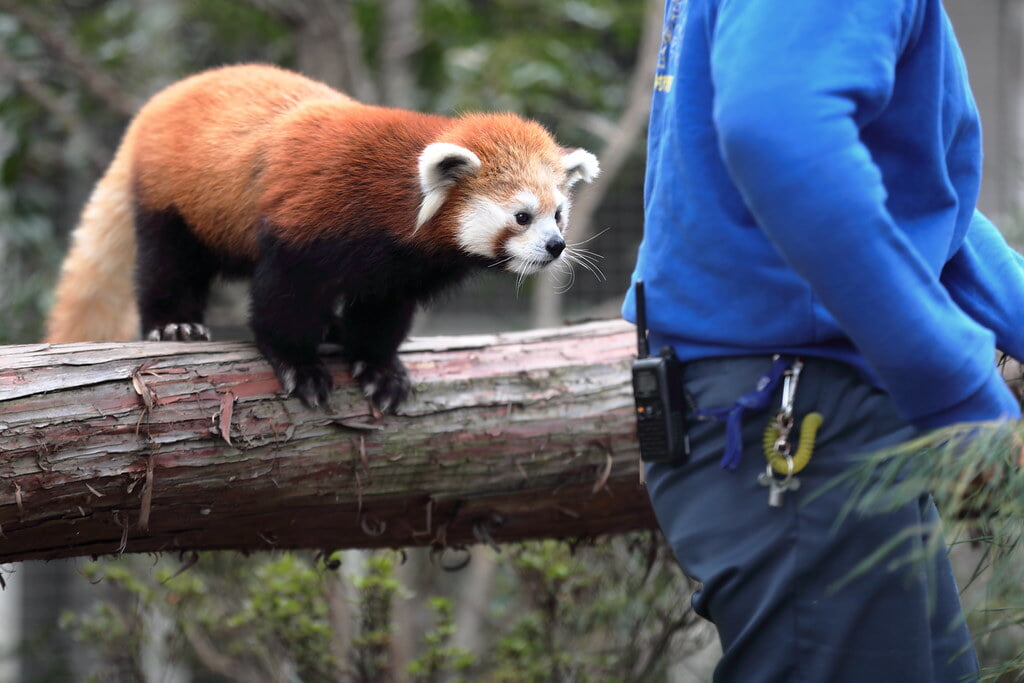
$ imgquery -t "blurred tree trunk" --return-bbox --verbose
[379,0,420,108]
[0,321,653,563]
[244,0,419,105]
[299,1,379,101]
[132,1,185,93]
[242,0,378,100]
[452,547,499,658]
[531,0,665,327]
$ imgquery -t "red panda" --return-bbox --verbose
[45,64,599,411]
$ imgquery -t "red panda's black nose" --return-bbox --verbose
[546,237,566,258]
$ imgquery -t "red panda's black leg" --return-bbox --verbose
[250,239,335,409]
[134,205,216,341]
[327,294,416,413]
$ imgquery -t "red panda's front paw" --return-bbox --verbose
[351,358,412,414]
[274,360,334,410]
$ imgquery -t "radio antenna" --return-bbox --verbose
[635,280,650,358]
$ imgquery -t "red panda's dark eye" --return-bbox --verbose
[555,209,563,223]
[515,211,532,226]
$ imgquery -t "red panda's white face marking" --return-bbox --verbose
[416,132,599,277]
[499,189,568,274]
[457,184,569,275]
[455,148,598,275]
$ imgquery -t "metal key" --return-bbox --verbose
[758,467,801,508]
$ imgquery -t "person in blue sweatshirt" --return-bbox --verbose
[624,1,1024,680]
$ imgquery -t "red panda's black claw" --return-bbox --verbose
[144,323,212,342]
[354,358,412,414]
[297,368,334,410]
[269,359,333,410]
[277,366,298,395]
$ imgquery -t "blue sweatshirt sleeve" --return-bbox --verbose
[943,211,1024,361]
[709,0,1019,428]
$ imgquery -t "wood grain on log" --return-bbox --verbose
[0,320,655,562]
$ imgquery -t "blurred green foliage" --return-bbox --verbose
[61,537,703,681]
[407,597,474,683]
[823,418,1024,680]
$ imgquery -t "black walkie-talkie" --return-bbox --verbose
[631,280,690,463]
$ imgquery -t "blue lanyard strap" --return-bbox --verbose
[693,356,792,471]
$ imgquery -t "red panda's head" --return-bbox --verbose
[415,113,599,275]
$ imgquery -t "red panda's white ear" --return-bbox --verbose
[417,143,481,229]
[562,148,600,187]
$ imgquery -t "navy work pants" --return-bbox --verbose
[645,356,979,682]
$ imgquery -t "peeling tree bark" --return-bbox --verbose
[0,320,654,563]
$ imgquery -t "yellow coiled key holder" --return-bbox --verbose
[762,411,824,475]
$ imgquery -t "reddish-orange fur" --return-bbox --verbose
[258,103,450,249]
[46,64,577,344]
[131,65,348,259]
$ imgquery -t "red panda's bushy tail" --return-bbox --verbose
[45,140,139,343]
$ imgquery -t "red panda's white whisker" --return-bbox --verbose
[488,255,516,269]
[563,248,607,282]
[568,246,604,260]
[552,260,577,294]
[565,248,604,268]
[513,255,548,297]
[513,261,528,297]
[565,227,611,248]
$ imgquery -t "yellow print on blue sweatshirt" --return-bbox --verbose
[655,0,688,93]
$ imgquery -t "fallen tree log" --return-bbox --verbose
[0,320,654,562]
